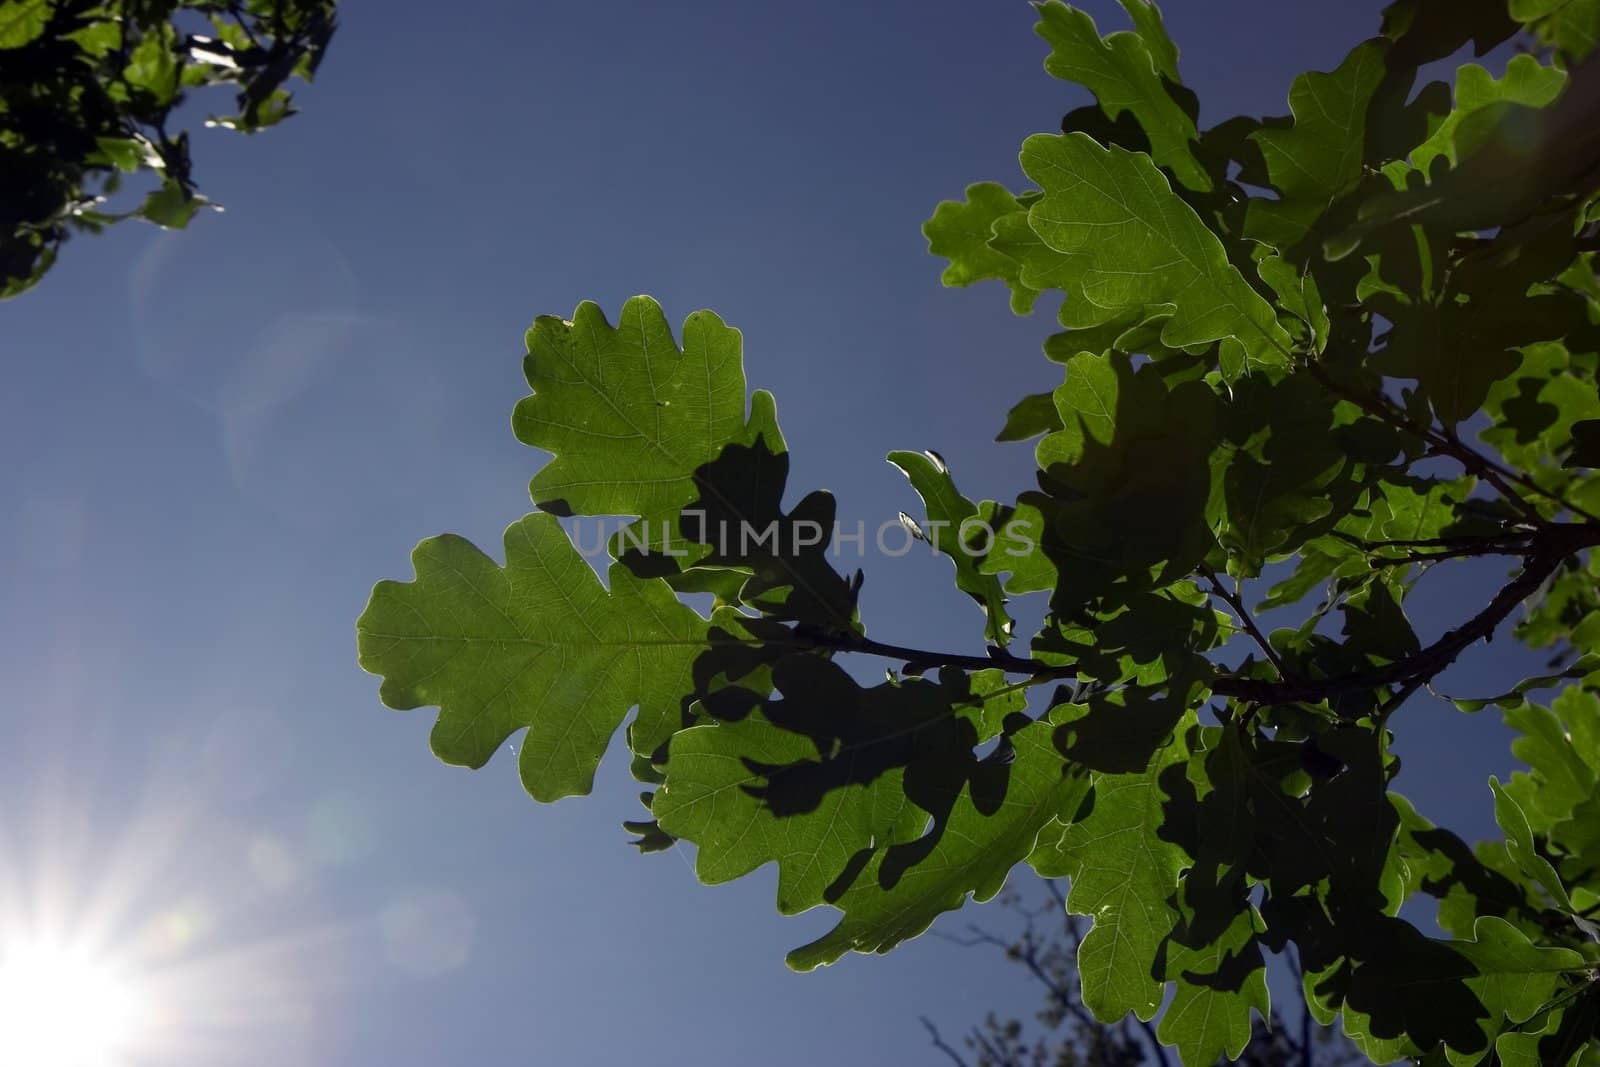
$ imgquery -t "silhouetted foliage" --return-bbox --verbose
[920,880,1365,1067]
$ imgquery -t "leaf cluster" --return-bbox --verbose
[358,2,1600,1063]
[0,0,337,297]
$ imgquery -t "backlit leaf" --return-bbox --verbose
[357,513,708,802]
[1245,40,1388,248]
[1019,133,1292,378]
[1033,1,1210,192]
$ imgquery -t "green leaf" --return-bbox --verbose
[1513,0,1600,59]
[625,388,858,629]
[1378,284,1572,425]
[1016,352,1217,609]
[1337,58,1600,243]
[888,450,1014,644]
[1481,342,1600,473]
[924,182,1040,314]
[1038,712,1195,1022]
[1496,984,1600,1067]
[1411,56,1567,175]
[124,22,180,103]
[513,297,747,522]
[785,701,1093,970]
[0,0,50,48]
[93,136,144,173]
[1,0,336,297]
[1454,915,1588,1026]
[1043,349,1119,458]
[136,181,206,229]
[356,513,709,802]
[1157,906,1270,1067]
[63,16,119,56]
[1257,255,1330,353]
[654,656,977,916]
[1019,133,1292,378]
[1506,699,1599,822]
[1116,0,1179,79]
[1552,686,1600,775]
[1245,40,1389,248]
[995,391,1063,442]
[1215,374,1348,576]
[1219,449,1336,577]
[1034,587,1222,689]
[1033,1,1210,192]
[1491,777,1575,911]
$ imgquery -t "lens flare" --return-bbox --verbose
[0,938,144,1067]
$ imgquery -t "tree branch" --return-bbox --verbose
[1362,542,1531,568]
[1211,522,1600,705]
[804,630,1075,682]
[1330,531,1533,551]
[809,522,1600,713]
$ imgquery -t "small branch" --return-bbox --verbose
[920,1018,971,1067]
[970,1028,1015,1067]
[1202,566,1286,673]
[1305,360,1598,522]
[1430,422,1548,522]
[804,630,1075,683]
[1363,542,1530,568]
[936,922,1102,1034]
[1375,675,1428,722]
[1212,522,1600,706]
[800,524,1598,715]
[1439,422,1600,525]
[1331,532,1532,551]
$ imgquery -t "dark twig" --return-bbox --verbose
[1363,542,1531,568]
[1304,360,1598,522]
[1439,422,1600,525]
[807,522,1600,714]
[1330,531,1533,551]
[1376,675,1429,722]
[1202,565,1287,673]
[1212,522,1600,705]
[921,1017,971,1067]
[803,630,1075,682]
[933,921,1102,1034]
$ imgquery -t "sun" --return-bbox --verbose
[0,938,145,1067]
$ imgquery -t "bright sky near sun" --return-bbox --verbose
[0,1,1550,1063]
[0,941,142,1066]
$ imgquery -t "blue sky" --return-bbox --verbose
[0,1,1552,1063]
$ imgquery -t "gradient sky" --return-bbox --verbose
[0,2,1554,1063]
